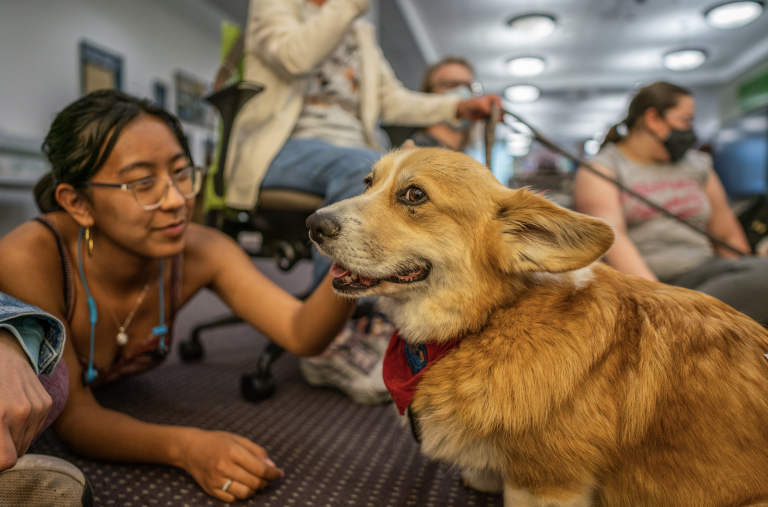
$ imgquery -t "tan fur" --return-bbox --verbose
[313,147,768,506]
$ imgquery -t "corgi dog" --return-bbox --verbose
[307,146,768,507]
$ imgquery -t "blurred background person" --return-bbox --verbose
[410,56,477,151]
[574,82,768,326]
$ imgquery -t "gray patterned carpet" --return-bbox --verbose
[29,260,503,507]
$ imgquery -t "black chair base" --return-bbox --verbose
[241,342,285,402]
[181,204,317,402]
[182,295,376,402]
[180,314,244,362]
[185,82,323,403]
[183,314,286,402]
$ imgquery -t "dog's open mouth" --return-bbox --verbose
[330,262,430,292]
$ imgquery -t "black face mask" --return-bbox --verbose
[663,127,697,163]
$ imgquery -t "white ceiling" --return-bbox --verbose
[409,0,768,89]
[203,0,768,140]
[402,0,768,139]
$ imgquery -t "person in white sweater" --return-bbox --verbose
[229,0,501,404]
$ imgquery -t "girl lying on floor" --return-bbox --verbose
[0,90,358,503]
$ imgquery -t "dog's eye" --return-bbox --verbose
[404,187,427,203]
[363,176,373,190]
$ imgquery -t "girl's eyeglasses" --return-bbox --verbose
[83,166,203,211]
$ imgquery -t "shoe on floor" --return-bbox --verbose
[356,312,395,358]
[0,454,93,507]
[300,325,392,405]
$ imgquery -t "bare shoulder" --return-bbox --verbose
[0,217,63,274]
[181,223,250,282]
[0,216,68,316]
[577,160,617,181]
[183,223,241,260]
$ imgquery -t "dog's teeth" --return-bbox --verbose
[351,272,359,279]
[343,275,352,283]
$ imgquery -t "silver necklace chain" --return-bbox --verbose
[89,256,156,347]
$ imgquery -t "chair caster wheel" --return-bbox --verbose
[241,373,276,402]
[179,339,204,362]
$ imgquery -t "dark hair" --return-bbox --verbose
[601,81,692,148]
[35,89,192,213]
[420,56,475,93]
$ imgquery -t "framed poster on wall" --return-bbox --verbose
[174,72,209,126]
[80,41,123,95]
[153,81,168,109]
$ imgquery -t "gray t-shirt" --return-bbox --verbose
[591,143,714,283]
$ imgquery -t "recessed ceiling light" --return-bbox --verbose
[506,57,546,77]
[507,14,557,38]
[705,1,763,29]
[662,49,707,71]
[504,85,541,103]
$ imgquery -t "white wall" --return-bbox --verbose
[0,0,225,143]
[0,0,229,235]
[0,0,228,138]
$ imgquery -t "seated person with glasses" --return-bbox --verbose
[410,57,478,152]
[0,90,358,503]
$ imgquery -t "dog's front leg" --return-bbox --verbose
[504,483,594,507]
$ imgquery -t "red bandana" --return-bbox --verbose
[383,329,462,415]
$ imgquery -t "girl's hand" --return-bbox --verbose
[176,428,284,502]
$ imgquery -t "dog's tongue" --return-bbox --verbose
[329,263,350,278]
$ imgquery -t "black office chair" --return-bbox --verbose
[178,81,324,402]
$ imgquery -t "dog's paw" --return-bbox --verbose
[461,468,504,494]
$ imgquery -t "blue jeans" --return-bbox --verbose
[261,138,381,289]
[0,291,69,440]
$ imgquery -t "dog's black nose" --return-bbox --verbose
[307,213,341,245]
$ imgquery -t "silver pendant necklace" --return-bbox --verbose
[91,258,155,347]
[113,283,152,346]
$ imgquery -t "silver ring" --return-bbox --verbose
[222,479,233,493]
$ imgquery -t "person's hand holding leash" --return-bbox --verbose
[0,329,52,471]
[175,428,284,503]
[457,94,503,121]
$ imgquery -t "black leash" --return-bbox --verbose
[488,103,749,257]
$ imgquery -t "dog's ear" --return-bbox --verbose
[495,189,615,274]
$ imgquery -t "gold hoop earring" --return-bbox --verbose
[85,227,94,256]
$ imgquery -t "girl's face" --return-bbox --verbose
[85,114,194,259]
